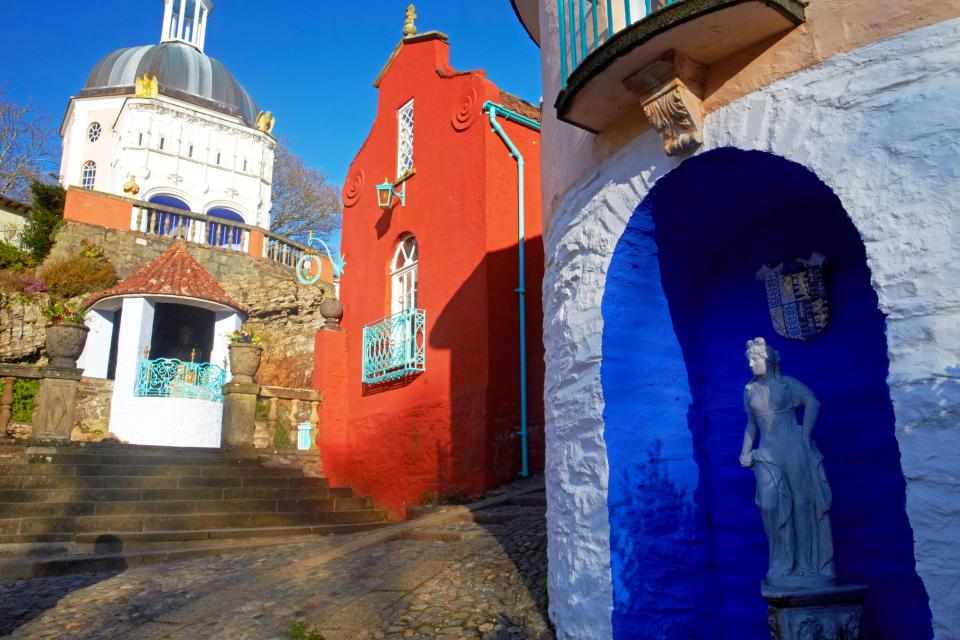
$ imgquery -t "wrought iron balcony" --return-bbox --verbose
[362,308,426,384]
[134,358,227,402]
[555,0,806,135]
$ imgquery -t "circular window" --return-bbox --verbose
[87,122,102,142]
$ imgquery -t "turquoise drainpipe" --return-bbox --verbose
[482,100,542,478]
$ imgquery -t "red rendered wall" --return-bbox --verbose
[64,188,132,230]
[322,34,544,519]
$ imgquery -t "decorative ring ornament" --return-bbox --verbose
[451,86,481,132]
[296,254,323,285]
[342,169,365,208]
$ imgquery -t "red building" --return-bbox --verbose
[314,22,544,518]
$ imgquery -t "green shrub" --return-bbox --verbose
[0,379,39,423]
[20,182,65,262]
[0,241,34,271]
[284,621,326,640]
[41,254,117,299]
[273,420,291,449]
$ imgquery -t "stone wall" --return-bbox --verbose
[49,221,334,387]
[540,20,960,639]
[0,295,45,363]
[71,377,114,439]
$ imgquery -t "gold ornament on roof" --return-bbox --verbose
[255,111,276,134]
[123,174,140,196]
[403,4,417,37]
[134,74,159,98]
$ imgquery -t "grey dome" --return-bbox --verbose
[82,42,259,126]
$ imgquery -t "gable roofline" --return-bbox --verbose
[373,31,450,88]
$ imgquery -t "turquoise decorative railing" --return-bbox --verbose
[361,308,426,384]
[134,358,226,402]
[557,0,681,88]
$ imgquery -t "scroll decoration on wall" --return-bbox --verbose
[756,252,829,341]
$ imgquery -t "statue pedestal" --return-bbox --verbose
[762,582,868,639]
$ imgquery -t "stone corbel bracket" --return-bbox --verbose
[624,50,706,157]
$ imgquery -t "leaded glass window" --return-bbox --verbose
[87,122,101,142]
[81,161,96,189]
[391,235,418,315]
[397,100,414,177]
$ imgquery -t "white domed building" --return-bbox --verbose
[59,0,275,229]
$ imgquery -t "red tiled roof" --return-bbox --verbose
[86,241,246,312]
[498,91,541,123]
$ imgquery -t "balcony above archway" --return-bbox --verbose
[555,0,806,135]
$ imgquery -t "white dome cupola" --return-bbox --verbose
[161,0,213,52]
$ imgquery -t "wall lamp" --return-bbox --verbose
[375,179,406,209]
[375,169,415,210]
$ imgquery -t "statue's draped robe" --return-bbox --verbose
[746,376,835,585]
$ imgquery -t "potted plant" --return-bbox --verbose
[43,300,89,368]
[226,326,263,384]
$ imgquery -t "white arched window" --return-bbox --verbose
[391,235,418,315]
[81,161,96,189]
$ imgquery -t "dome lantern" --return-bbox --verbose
[161,0,213,52]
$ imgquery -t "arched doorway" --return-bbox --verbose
[601,148,930,638]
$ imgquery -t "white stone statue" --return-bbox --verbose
[739,337,837,588]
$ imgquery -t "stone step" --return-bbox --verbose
[0,484,348,504]
[0,474,330,490]
[24,452,264,467]
[0,522,395,580]
[508,493,547,507]
[0,507,388,537]
[0,463,306,478]
[0,497,357,518]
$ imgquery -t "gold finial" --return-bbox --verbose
[123,174,140,196]
[255,110,276,133]
[135,73,158,98]
[403,4,417,37]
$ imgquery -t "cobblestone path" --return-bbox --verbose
[0,488,551,640]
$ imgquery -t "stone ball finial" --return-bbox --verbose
[319,297,344,328]
[403,4,417,37]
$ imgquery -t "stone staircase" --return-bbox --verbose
[0,442,389,578]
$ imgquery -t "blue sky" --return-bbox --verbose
[3,1,542,186]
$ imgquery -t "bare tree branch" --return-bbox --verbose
[0,91,58,201]
[269,141,341,242]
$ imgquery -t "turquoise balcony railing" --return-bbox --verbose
[362,308,426,384]
[134,358,226,402]
[558,0,680,89]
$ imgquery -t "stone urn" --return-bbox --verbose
[45,322,90,368]
[228,344,263,384]
[319,297,344,328]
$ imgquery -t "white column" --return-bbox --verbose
[112,298,156,399]
[77,309,116,379]
[212,311,242,381]
[177,0,187,40]
[191,0,201,45]
[198,8,208,50]
[161,0,174,41]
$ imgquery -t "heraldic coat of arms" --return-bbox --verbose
[756,252,829,341]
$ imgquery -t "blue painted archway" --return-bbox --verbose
[600,148,930,639]
[147,194,190,238]
[205,207,245,247]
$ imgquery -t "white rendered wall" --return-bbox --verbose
[540,19,960,639]
[61,95,276,228]
[77,309,115,379]
[212,311,242,381]
[59,97,125,190]
[108,297,155,439]
[109,396,222,448]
